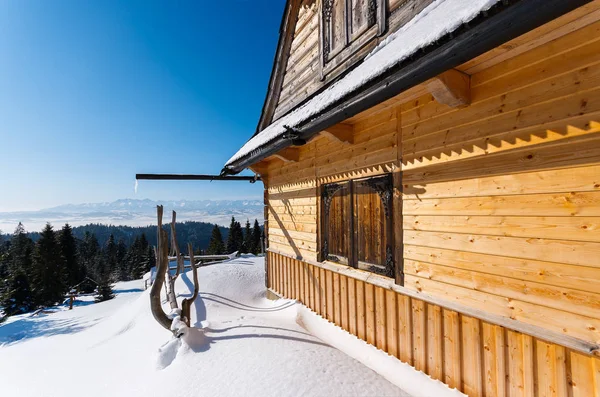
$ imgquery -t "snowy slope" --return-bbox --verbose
[0,257,463,397]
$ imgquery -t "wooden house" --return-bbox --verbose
[222,1,600,395]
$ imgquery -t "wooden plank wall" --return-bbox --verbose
[273,0,436,121]
[401,18,600,347]
[274,0,320,121]
[266,14,600,343]
[269,251,600,397]
[262,8,600,396]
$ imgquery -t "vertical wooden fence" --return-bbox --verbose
[267,250,600,397]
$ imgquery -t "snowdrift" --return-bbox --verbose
[0,255,463,397]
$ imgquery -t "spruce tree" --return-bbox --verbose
[59,224,79,288]
[105,234,117,281]
[8,223,34,275]
[116,239,127,281]
[126,236,140,280]
[130,233,150,279]
[78,232,99,293]
[242,220,252,254]
[32,223,66,307]
[207,225,225,255]
[1,270,34,316]
[94,255,114,302]
[226,217,244,254]
[1,224,35,313]
[251,219,262,255]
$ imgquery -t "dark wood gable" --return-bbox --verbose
[257,0,436,133]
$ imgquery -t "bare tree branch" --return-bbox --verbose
[150,206,173,331]
[170,211,185,277]
[181,243,200,327]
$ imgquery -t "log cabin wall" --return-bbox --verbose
[272,0,435,122]
[261,6,600,396]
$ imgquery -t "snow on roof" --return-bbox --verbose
[226,0,500,167]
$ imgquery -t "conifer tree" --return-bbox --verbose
[251,219,262,255]
[32,223,66,307]
[116,238,127,281]
[59,224,79,288]
[8,223,34,275]
[1,224,35,314]
[125,236,140,280]
[207,225,225,255]
[242,220,252,254]
[1,270,34,316]
[105,234,117,281]
[226,217,244,254]
[130,233,150,279]
[94,255,114,302]
[78,232,99,293]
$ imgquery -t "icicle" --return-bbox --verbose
[134,179,139,194]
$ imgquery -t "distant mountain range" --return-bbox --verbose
[0,199,263,233]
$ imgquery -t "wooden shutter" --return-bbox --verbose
[352,175,394,277]
[321,182,351,263]
[348,0,376,40]
[321,0,384,68]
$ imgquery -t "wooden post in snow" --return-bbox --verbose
[149,205,173,331]
[181,243,200,327]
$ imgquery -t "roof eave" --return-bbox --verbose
[223,0,592,175]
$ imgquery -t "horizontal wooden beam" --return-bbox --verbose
[267,248,600,356]
[426,69,471,108]
[136,174,260,182]
[271,147,300,163]
[319,123,355,144]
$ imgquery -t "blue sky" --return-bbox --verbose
[0,0,284,212]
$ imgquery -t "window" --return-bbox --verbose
[320,0,385,76]
[320,174,396,280]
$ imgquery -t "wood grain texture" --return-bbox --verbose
[266,251,600,396]
[262,8,600,397]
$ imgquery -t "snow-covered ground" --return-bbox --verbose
[0,256,462,397]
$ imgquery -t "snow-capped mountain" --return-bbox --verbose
[0,199,263,232]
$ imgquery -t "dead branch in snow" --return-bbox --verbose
[165,211,179,311]
[150,205,173,331]
[170,211,185,277]
[181,243,200,327]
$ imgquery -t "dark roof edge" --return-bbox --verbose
[224,0,592,175]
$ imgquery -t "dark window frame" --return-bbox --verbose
[320,174,398,281]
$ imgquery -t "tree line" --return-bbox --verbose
[0,222,156,317]
[4,221,229,251]
[0,217,263,319]
[206,217,263,256]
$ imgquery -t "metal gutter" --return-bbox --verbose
[223,0,592,175]
[136,174,260,183]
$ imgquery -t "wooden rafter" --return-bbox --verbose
[319,123,355,144]
[249,160,270,176]
[427,69,471,108]
[271,147,300,163]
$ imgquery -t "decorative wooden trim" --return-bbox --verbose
[354,174,394,278]
[319,123,355,144]
[426,69,471,108]
[320,182,347,260]
[266,248,600,356]
[360,174,392,218]
[319,0,386,80]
